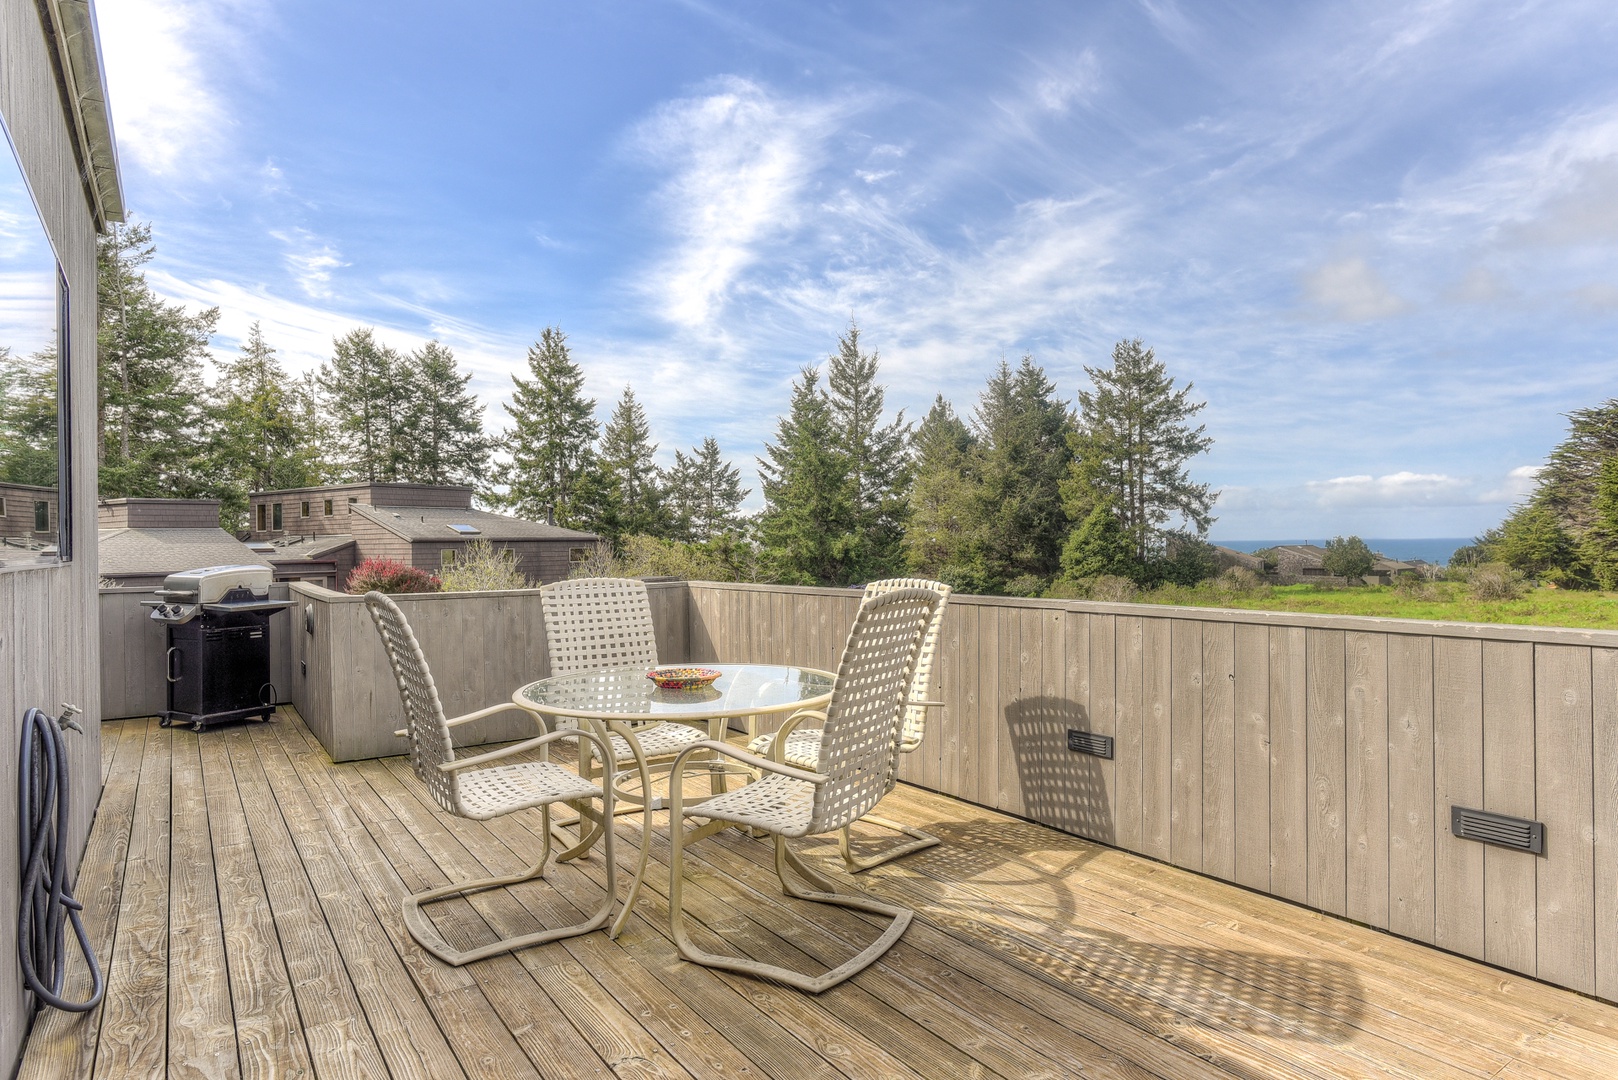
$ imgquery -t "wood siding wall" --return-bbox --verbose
[99,586,295,721]
[287,580,690,761]
[686,581,1618,1003]
[0,0,104,1069]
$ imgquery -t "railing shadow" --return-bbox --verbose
[883,817,1366,1045]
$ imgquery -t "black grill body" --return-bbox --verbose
[163,608,276,731]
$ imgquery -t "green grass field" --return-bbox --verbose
[1128,581,1618,629]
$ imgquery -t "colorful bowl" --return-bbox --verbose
[646,665,722,690]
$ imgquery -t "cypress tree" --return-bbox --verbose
[319,327,408,483]
[1069,338,1215,564]
[498,326,599,527]
[757,367,852,585]
[401,340,491,486]
[903,395,980,583]
[826,324,911,582]
[599,386,667,542]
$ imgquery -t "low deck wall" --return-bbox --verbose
[99,576,1618,1002]
[285,580,690,761]
[686,581,1618,1004]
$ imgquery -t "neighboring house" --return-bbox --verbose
[1269,543,1419,585]
[1211,545,1266,574]
[247,482,598,587]
[97,498,261,588]
[0,480,58,555]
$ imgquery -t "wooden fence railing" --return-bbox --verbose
[98,576,1618,1002]
[684,581,1618,1004]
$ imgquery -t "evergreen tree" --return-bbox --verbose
[757,367,853,585]
[667,437,748,542]
[1059,498,1136,581]
[598,386,667,542]
[1486,400,1618,586]
[903,396,981,583]
[1068,338,1215,564]
[498,327,599,526]
[0,347,59,486]
[318,328,408,482]
[826,324,911,581]
[400,340,491,485]
[97,221,219,497]
[969,357,1073,593]
[209,322,324,528]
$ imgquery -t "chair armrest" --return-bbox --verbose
[909,699,945,709]
[767,708,826,765]
[437,723,607,774]
[398,702,546,740]
[673,739,828,786]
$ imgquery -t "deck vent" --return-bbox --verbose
[1067,729,1113,759]
[1450,806,1543,854]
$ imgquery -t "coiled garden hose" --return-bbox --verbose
[18,706,105,1012]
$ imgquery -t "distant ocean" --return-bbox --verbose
[1212,538,1474,565]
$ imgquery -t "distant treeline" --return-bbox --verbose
[48,220,1226,597]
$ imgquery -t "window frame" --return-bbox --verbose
[323,498,333,516]
[272,503,283,531]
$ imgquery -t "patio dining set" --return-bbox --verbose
[364,575,952,993]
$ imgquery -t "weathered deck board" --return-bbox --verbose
[22,709,1618,1080]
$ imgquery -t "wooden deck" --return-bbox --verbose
[19,710,1618,1080]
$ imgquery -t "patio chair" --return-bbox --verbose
[749,577,952,871]
[366,591,618,966]
[665,586,943,992]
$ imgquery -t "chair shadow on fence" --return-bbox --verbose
[1004,695,1115,846]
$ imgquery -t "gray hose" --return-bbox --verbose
[18,707,104,1012]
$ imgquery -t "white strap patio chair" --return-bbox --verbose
[749,577,952,871]
[665,586,943,993]
[539,575,713,936]
[366,591,618,967]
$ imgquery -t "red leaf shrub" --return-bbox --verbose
[347,557,441,594]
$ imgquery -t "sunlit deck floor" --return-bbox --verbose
[19,710,1618,1080]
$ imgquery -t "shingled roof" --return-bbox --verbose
[99,527,261,581]
[351,503,597,543]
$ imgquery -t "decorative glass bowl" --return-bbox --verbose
[646,665,722,690]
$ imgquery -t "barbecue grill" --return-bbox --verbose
[143,564,293,731]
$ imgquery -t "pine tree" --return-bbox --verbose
[1069,338,1215,564]
[400,340,491,485]
[970,356,1073,593]
[757,367,853,585]
[0,347,59,486]
[209,322,324,528]
[97,221,219,497]
[903,396,980,583]
[668,437,748,543]
[498,327,599,527]
[598,386,667,542]
[319,328,408,482]
[1060,499,1136,581]
[826,324,911,582]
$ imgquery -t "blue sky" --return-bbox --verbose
[95,0,1618,538]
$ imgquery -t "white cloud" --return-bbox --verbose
[270,228,347,299]
[630,77,840,331]
[95,0,261,177]
[1032,51,1101,114]
[1482,465,1542,503]
[1300,256,1408,320]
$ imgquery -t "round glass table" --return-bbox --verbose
[512,663,836,938]
[514,663,836,725]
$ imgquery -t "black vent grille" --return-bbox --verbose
[1067,729,1114,759]
[1450,806,1543,854]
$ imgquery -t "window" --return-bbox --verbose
[569,547,590,564]
[440,549,456,567]
[323,499,333,516]
[300,500,310,517]
[0,496,6,516]
[257,504,267,531]
[272,503,283,530]
[447,523,480,535]
[34,501,49,532]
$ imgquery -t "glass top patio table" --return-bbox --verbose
[513,663,836,723]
